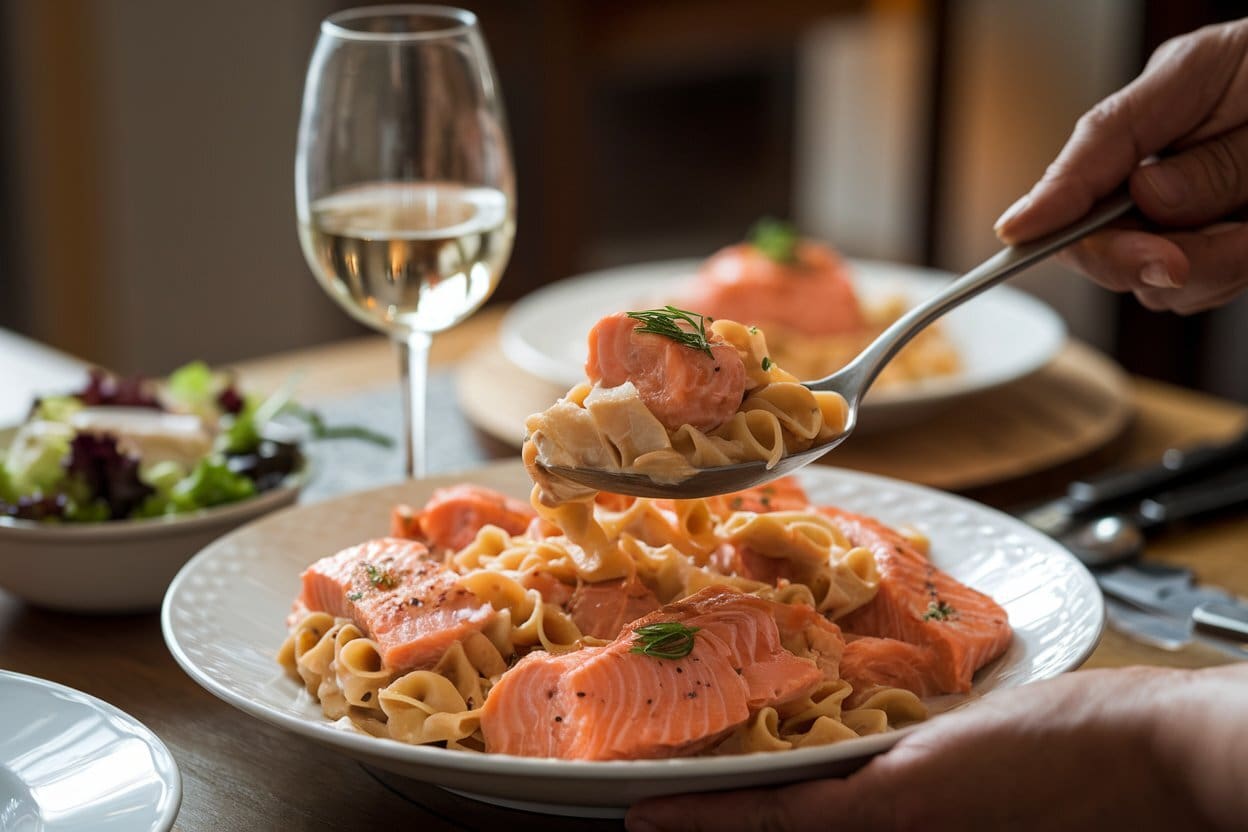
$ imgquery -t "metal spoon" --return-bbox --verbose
[543,189,1136,499]
[1057,463,1248,567]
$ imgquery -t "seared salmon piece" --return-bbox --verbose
[585,312,746,432]
[709,544,785,586]
[298,538,497,672]
[820,508,1011,693]
[839,637,944,708]
[392,484,536,552]
[681,241,865,337]
[481,587,826,759]
[568,576,662,640]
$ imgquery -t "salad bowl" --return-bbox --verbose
[0,362,326,613]
[0,427,308,613]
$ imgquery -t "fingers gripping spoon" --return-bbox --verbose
[542,190,1135,499]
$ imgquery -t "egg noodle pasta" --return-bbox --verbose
[524,318,848,493]
[279,314,1010,760]
[280,483,933,756]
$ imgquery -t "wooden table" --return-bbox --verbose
[2,311,1246,830]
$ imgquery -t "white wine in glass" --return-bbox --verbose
[296,6,515,478]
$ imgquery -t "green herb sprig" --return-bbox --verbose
[364,563,398,590]
[629,621,700,660]
[625,306,715,359]
[748,218,799,264]
[922,600,957,622]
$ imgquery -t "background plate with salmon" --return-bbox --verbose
[499,259,1066,432]
[162,460,1102,819]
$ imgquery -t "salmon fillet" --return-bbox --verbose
[820,508,1011,693]
[391,484,536,552]
[568,576,662,640]
[480,587,831,759]
[839,637,945,708]
[680,241,865,337]
[585,312,746,432]
[298,538,497,672]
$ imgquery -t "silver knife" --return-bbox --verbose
[1097,563,1248,660]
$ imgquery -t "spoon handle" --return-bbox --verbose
[816,188,1135,402]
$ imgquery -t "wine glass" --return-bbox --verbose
[296,5,515,478]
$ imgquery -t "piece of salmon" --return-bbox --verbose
[298,537,497,672]
[585,312,747,432]
[480,587,829,759]
[820,508,1011,693]
[839,636,945,708]
[709,544,786,586]
[391,484,536,552]
[568,576,662,640]
[680,241,865,337]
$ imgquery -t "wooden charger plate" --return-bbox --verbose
[455,339,1133,492]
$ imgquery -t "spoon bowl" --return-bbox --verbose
[543,189,1135,498]
[1058,514,1147,568]
[543,440,845,499]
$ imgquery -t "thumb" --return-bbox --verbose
[1131,123,1248,226]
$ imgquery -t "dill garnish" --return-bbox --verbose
[364,563,397,589]
[748,218,799,264]
[347,591,363,602]
[923,600,957,621]
[630,621,700,660]
[761,356,773,371]
[625,306,714,359]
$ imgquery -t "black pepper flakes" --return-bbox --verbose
[554,716,563,723]
[576,691,587,698]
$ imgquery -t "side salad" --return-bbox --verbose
[0,362,389,523]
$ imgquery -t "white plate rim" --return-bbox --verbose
[161,461,1103,784]
[499,257,1068,408]
[0,669,183,831]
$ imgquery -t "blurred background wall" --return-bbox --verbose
[1,0,1245,400]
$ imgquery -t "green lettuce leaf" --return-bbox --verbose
[169,456,256,511]
[5,421,73,496]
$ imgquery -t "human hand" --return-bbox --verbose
[994,19,1248,314]
[626,665,1248,832]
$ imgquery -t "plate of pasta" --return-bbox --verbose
[501,251,1065,428]
[162,460,1102,818]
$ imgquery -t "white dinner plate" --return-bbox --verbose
[0,671,182,831]
[500,259,1067,428]
[162,460,1102,818]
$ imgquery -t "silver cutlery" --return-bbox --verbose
[1021,429,1248,546]
[1098,562,1248,659]
[1103,596,1248,658]
[1026,461,1248,568]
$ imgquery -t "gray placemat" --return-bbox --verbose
[298,371,508,503]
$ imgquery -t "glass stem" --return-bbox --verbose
[398,331,433,479]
